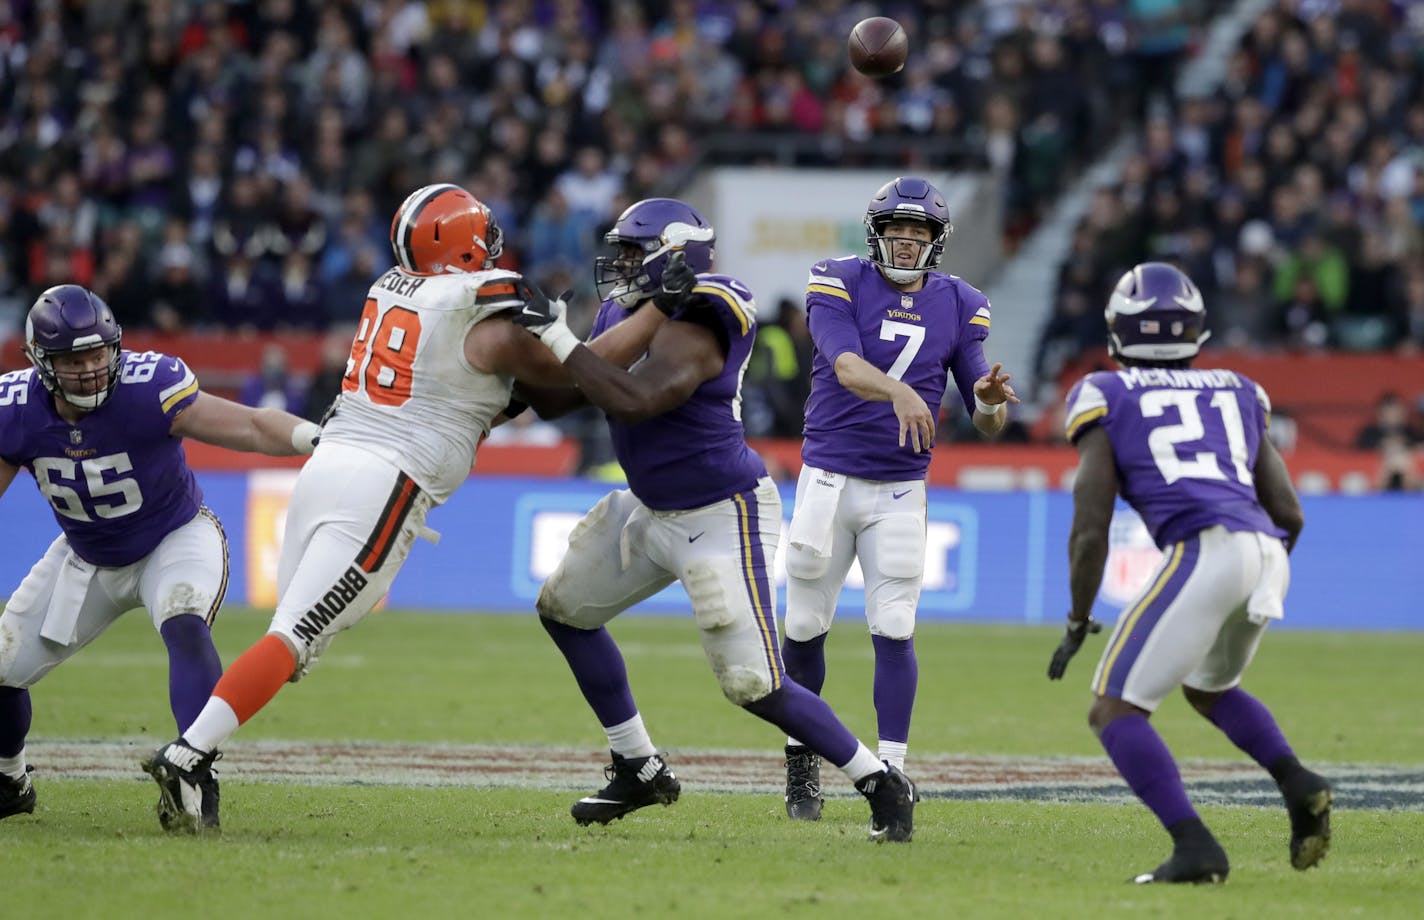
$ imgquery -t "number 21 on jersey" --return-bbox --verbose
[343,298,423,407]
[1141,389,1252,486]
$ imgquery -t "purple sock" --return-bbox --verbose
[0,686,32,758]
[1207,686,1295,770]
[541,618,638,727]
[1100,713,1197,829]
[871,634,917,743]
[160,616,223,733]
[743,679,858,767]
[781,633,828,695]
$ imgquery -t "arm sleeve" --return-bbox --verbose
[947,337,991,415]
[154,355,202,424]
[946,289,992,413]
[807,296,863,364]
[1064,378,1109,443]
[805,262,863,363]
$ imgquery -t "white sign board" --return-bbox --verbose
[692,168,983,320]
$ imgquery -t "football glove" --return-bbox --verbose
[652,250,696,316]
[1047,615,1102,680]
[512,281,580,362]
[511,281,566,335]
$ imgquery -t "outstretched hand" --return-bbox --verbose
[1047,616,1102,680]
[511,281,568,336]
[973,362,1020,410]
[652,251,697,316]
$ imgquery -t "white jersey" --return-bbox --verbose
[321,266,523,502]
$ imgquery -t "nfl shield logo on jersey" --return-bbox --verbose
[901,295,913,309]
[70,429,83,445]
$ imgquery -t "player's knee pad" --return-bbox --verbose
[152,582,216,625]
[868,603,916,641]
[783,606,831,643]
[785,541,831,581]
[715,664,774,706]
[536,575,590,628]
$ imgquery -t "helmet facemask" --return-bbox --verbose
[594,214,715,307]
[28,336,123,410]
[868,216,946,284]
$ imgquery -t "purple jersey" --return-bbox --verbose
[0,351,205,566]
[588,273,768,510]
[801,256,991,480]
[1064,366,1287,548]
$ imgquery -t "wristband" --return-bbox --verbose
[291,421,321,454]
[974,394,1003,416]
[539,323,582,363]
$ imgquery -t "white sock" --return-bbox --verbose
[878,741,907,771]
[785,736,804,749]
[840,743,886,783]
[0,750,25,781]
[181,697,240,753]
[604,713,657,758]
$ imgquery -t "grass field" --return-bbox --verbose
[5,607,1422,919]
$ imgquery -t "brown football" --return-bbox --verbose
[848,17,908,77]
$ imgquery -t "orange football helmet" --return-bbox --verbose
[389,183,504,275]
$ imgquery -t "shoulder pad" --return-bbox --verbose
[1064,376,1110,442]
[687,274,756,337]
[471,269,525,310]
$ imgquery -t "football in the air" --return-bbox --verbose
[848,16,908,77]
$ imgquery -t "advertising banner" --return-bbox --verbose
[1,474,1418,631]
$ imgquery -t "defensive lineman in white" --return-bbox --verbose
[141,183,667,832]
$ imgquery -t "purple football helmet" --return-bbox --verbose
[25,284,124,410]
[865,176,952,284]
[594,198,715,307]
[1105,262,1210,361]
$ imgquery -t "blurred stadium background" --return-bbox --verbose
[1,0,1422,630]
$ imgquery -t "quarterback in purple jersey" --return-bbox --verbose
[780,177,1019,820]
[1048,262,1332,883]
[514,198,916,841]
[0,285,318,827]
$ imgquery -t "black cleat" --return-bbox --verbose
[142,739,222,834]
[571,752,680,826]
[1281,769,1333,870]
[856,762,915,843]
[1133,820,1230,884]
[0,765,36,819]
[157,768,221,832]
[784,745,823,821]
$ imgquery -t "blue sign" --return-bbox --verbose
[1,473,1418,630]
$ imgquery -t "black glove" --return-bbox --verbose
[652,250,696,316]
[510,280,561,333]
[1047,615,1102,680]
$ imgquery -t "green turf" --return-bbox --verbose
[33,608,1424,763]
[6,784,1420,919]
[8,608,1423,918]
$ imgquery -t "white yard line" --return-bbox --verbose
[27,738,1424,810]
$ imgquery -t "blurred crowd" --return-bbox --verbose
[1,0,1223,346]
[1034,0,1424,398]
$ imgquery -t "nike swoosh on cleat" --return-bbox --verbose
[576,797,620,805]
[688,532,705,543]
[892,490,911,500]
